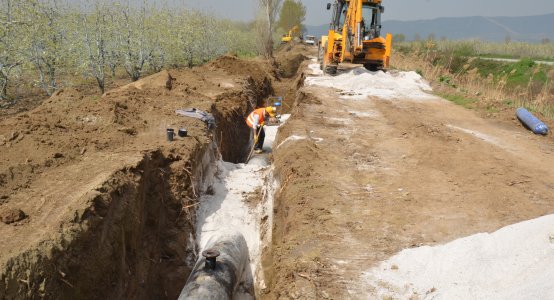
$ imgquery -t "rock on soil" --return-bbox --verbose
[0,208,27,224]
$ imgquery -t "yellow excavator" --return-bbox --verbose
[318,0,392,74]
[281,25,300,43]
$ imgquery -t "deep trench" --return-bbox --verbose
[0,94,259,300]
[0,55,306,300]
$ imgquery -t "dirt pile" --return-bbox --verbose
[208,55,273,80]
[0,208,26,224]
[0,53,277,299]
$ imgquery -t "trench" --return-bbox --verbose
[0,52,308,300]
[181,115,288,299]
[176,53,309,299]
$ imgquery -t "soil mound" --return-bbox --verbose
[108,70,175,94]
[208,55,272,82]
[0,208,26,224]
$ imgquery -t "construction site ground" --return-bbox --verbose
[268,55,554,298]
[1,44,554,299]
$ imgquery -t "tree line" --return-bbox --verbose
[256,0,306,58]
[0,0,308,103]
[0,0,259,102]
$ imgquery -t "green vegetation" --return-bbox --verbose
[277,0,306,34]
[470,58,548,87]
[439,93,477,108]
[393,38,554,119]
[397,39,554,62]
[397,39,553,94]
[0,0,259,101]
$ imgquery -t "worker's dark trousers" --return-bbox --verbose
[255,127,265,150]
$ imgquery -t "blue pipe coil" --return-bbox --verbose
[516,107,549,135]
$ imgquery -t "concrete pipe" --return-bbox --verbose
[178,231,248,300]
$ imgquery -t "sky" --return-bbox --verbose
[181,0,554,25]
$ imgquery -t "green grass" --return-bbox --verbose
[439,75,457,88]
[425,52,550,89]
[439,93,478,108]
[235,50,258,58]
[470,58,548,87]
[396,40,554,120]
[503,99,515,106]
[397,40,554,63]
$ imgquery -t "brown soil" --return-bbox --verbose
[0,208,26,224]
[275,45,311,78]
[0,53,278,299]
[272,44,315,114]
[6,42,549,300]
[267,64,554,298]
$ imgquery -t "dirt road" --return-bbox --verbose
[268,63,554,298]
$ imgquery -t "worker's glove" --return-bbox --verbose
[255,124,261,129]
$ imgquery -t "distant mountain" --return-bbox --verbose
[306,13,554,42]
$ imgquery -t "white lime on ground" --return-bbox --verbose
[305,64,437,100]
[195,115,290,298]
[303,63,554,299]
[308,62,324,76]
[363,215,554,299]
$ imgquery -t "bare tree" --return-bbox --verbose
[81,3,110,94]
[25,0,69,96]
[115,3,153,81]
[0,0,22,101]
[0,0,261,99]
[257,0,282,58]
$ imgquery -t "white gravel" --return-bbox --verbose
[363,214,554,299]
[305,64,437,100]
[195,115,290,298]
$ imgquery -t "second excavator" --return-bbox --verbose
[281,25,300,43]
[318,0,392,74]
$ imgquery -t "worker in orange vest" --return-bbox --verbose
[246,106,277,154]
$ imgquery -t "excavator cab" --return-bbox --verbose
[358,1,391,71]
[361,5,382,40]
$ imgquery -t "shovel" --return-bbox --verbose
[246,125,264,164]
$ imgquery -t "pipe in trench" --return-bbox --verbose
[179,121,285,298]
[178,231,248,300]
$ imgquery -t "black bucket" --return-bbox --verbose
[178,128,187,137]
[167,128,175,141]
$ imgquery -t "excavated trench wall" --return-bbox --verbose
[213,76,273,164]
[1,146,211,300]
[0,73,272,300]
[260,59,312,297]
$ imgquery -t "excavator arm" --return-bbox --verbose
[281,25,300,43]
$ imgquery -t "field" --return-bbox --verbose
[393,40,554,119]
